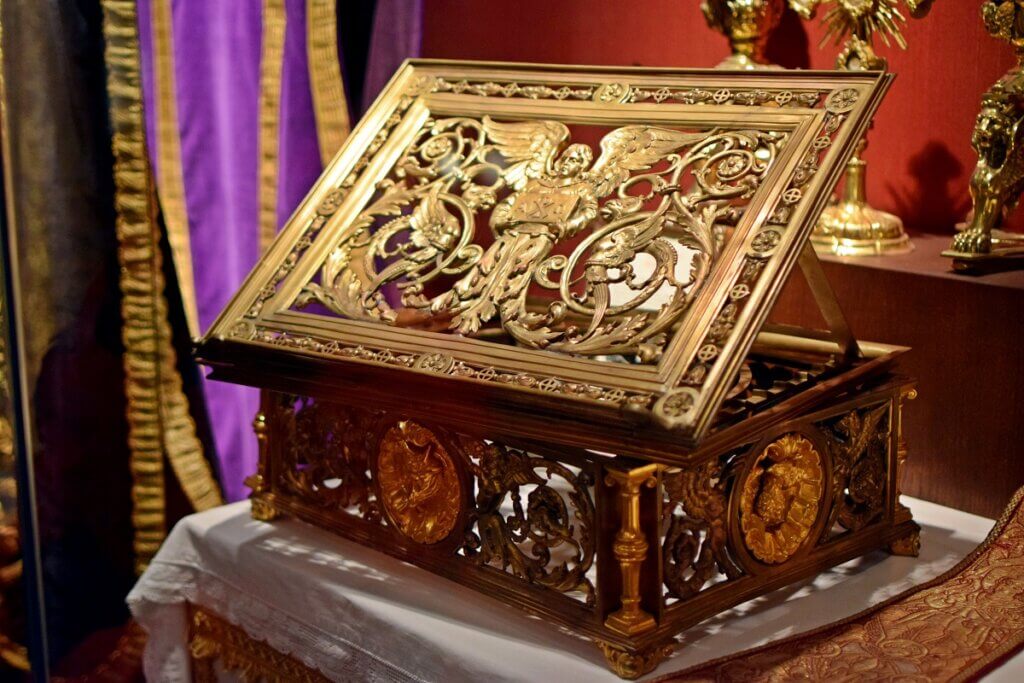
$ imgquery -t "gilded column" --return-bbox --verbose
[604,464,659,636]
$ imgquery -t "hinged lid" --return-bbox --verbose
[198,59,892,447]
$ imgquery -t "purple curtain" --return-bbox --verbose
[137,0,423,502]
[362,0,424,113]
[137,0,317,502]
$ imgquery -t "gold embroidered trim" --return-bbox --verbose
[258,0,287,252]
[101,0,222,573]
[306,0,351,166]
[149,0,199,339]
[188,604,329,683]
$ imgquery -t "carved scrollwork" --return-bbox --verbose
[662,459,742,600]
[270,397,597,605]
[461,437,596,604]
[295,112,787,361]
[820,403,890,532]
[277,397,383,522]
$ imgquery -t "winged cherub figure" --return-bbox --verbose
[429,116,704,346]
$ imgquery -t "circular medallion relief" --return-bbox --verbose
[377,421,462,544]
[739,433,825,565]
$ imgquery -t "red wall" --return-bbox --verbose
[422,1,1018,234]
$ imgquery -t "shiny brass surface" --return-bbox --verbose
[739,433,824,564]
[597,641,675,680]
[198,60,918,679]
[702,0,785,69]
[377,421,462,544]
[604,464,659,635]
[811,146,912,255]
[944,1,1024,270]
[797,1,930,256]
[888,526,921,556]
[200,61,893,441]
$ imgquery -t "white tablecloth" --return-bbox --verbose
[128,496,1021,682]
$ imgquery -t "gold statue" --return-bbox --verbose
[944,0,1024,269]
[702,0,785,69]
[796,0,933,256]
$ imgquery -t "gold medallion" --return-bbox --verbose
[377,421,461,544]
[739,433,824,564]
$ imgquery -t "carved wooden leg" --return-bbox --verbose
[604,464,659,636]
[597,641,674,680]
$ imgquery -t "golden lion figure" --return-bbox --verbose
[951,0,1024,256]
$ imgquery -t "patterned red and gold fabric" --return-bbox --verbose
[662,487,1024,682]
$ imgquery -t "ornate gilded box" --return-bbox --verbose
[197,60,917,678]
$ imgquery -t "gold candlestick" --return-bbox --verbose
[943,1,1024,271]
[796,0,932,256]
[702,0,785,69]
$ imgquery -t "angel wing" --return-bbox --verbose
[589,126,707,198]
[482,116,569,191]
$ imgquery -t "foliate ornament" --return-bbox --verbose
[821,403,890,531]
[824,87,860,114]
[597,641,674,681]
[750,228,782,255]
[415,352,455,374]
[462,438,596,603]
[739,433,825,565]
[377,421,462,544]
[593,82,631,103]
[662,460,743,600]
[298,113,786,358]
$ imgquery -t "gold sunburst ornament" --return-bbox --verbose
[794,0,933,255]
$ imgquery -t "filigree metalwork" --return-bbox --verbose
[377,421,462,544]
[662,459,743,600]
[297,115,785,359]
[277,397,382,521]
[792,0,934,65]
[461,437,596,604]
[597,641,675,681]
[739,434,825,564]
[268,397,596,604]
[820,403,890,532]
[204,62,892,450]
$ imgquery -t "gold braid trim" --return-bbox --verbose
[101,0,222,574]
[306,0,351,166]
[149,0,199,339]
[188,604,329,683]
[258,0,287,252]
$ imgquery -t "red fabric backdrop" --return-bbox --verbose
[421,1,1018,235]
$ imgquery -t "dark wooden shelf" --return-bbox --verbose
[772,234,1024,518]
